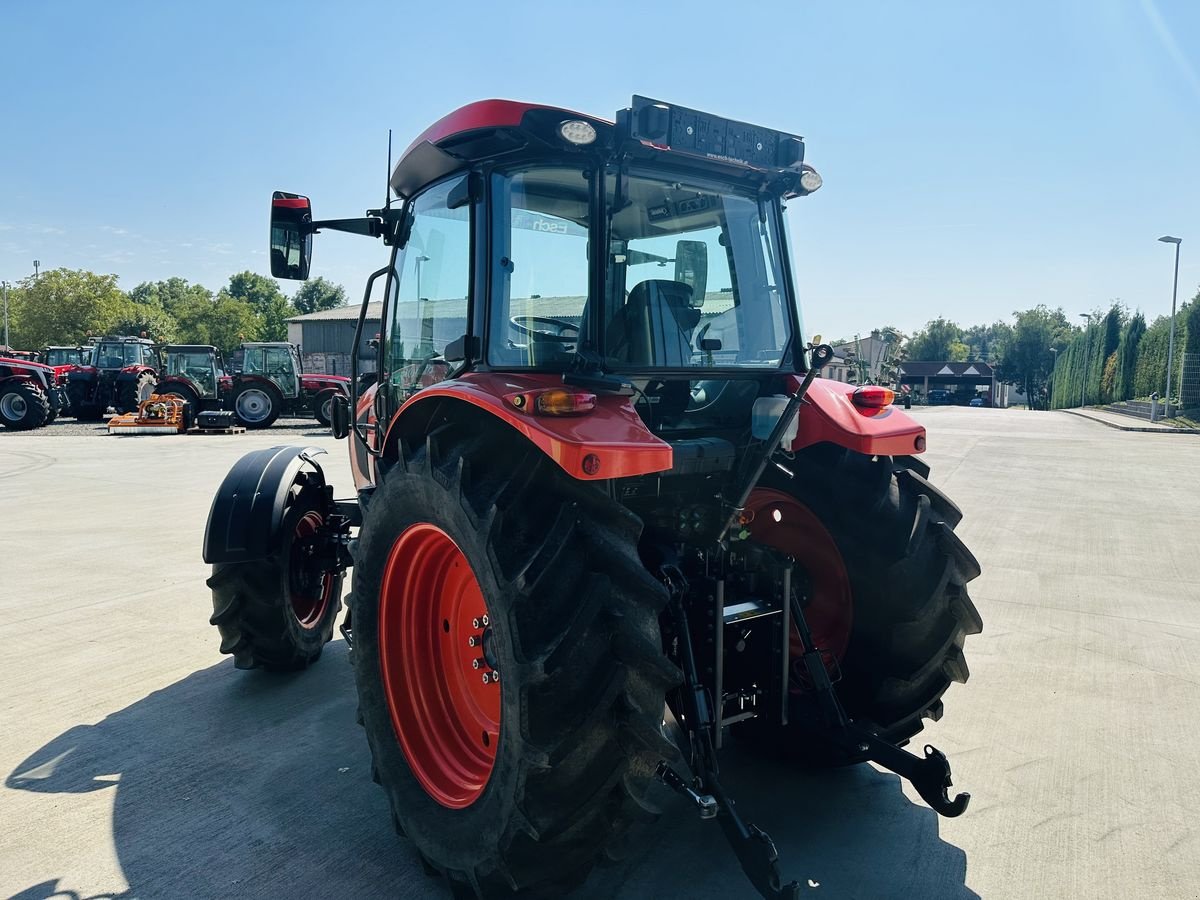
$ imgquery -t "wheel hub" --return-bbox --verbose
[288,511,333,628]
[379,523,500,809]
[1,393,28,420]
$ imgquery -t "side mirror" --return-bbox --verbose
[674,239,708,304]
[270,191,313,280]
[329,393,350,440]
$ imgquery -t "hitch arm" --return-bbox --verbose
[843,726,971,817]
[789,589,971,818]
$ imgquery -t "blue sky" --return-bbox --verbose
[2,0,1198,341]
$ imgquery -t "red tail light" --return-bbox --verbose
[852,386,895,408]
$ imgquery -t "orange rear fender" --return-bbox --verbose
[791,376,926,457]
[381,373,673,482]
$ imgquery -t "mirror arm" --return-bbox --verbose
[309,217,384,239]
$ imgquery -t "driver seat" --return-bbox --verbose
[606,280,700,366]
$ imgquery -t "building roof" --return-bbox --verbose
[899,361,994,378]
[288,302,383,323]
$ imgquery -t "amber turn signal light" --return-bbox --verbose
[851,386,895,408]
[534,389,597,416]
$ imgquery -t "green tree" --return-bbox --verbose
[174,290,262,352]
[8,268,130,348]
[110,299,178,343]
[226,271,292,340]
[907,317,966,361]
[997,305,1072,410]
[293,277,348,315]
[129,277,214,316]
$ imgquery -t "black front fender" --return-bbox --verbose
[202,445,329,564]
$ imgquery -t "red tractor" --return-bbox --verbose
[151,344,226,413]
[226,341,348,429]
[66,336,160,420]
[0,354,60,429]
[202,97,982,899]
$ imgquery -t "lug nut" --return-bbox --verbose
[491,670,500,682]
[472,617,482,629]
[468,636,478,648]
[481,672,492,684]
[472,658,483,670]
[481,614,489,627]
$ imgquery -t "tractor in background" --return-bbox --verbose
[66,336,160,421]
[201,96,982,899]
[227,341,348,429]
[0,354,59,429]
[152,344,227,415]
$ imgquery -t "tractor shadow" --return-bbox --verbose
[6,646,972,900]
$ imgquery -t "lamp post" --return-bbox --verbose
[1158,236,1182,417]
[1078,313,1092,408]
[33,260,39,280]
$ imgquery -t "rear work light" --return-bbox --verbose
[558,119,597,145]
[852,386,895,408]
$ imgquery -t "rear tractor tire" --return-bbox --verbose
[208,480,343,671]
[737,447,982,764]
[67,382,106,421]
[0,381,51,430]
[116,371,157,414]
[231,383,282,429]
[350,422,678,898]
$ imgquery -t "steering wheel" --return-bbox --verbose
[509,315,580,344]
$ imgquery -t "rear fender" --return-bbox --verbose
[203,445,330,564]
[380,372,672,481]
[792,376,927,457]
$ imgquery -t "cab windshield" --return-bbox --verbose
[92,342,145,368]
[487,166,794,371]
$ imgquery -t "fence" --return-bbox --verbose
[1181,352,1200,412]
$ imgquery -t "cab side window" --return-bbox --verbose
[386,176,471,397]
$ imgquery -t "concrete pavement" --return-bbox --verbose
[1,408,1198,899]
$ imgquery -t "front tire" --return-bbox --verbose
[0,381,51,430]
[207,482,343,670]
[350,421,678,898]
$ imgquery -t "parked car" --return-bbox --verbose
[928,389,953,405]
[969,397,984,407]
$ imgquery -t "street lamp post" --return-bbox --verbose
[1158,236,1182,418]
[1078,313,1091,408]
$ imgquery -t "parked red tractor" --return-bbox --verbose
[0,354,60,429]
[202,97,982,899]
[66,336,160,420]
[152,344,226,413]
[227,341,349,429]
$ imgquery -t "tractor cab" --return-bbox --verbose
[43,346,87,368]
[160,345,225,400]
[238,342,302,399]
[269,97,826,444]
[87,337,159,371]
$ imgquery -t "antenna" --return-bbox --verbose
[385,129,393,209]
